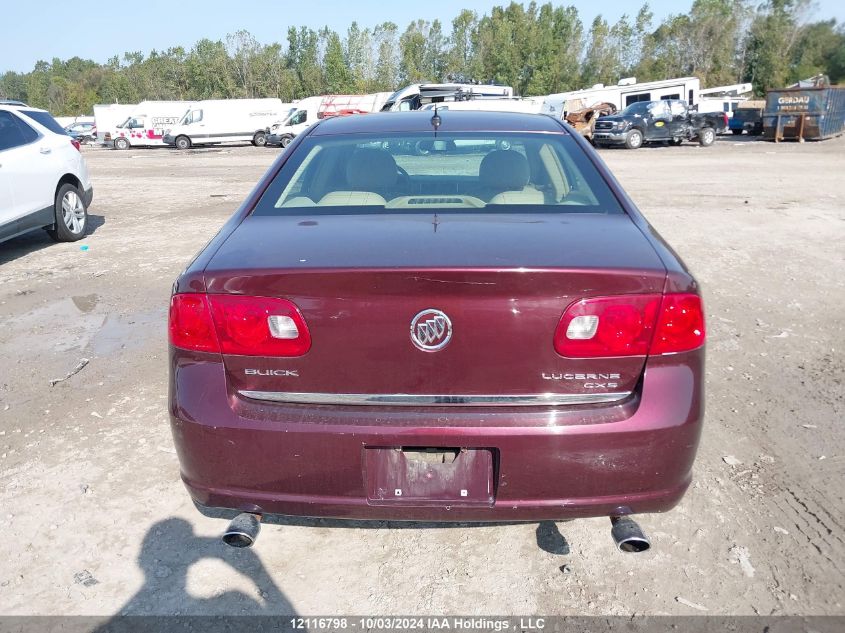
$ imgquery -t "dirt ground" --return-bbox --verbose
[0,134,843,618]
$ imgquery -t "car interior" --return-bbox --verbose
[271,134,608,211]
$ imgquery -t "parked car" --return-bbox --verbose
[0,104,93,244]
[729,100,765,136]
[593,99,726,149]
[168,111,705,551]
[65,121,97,143]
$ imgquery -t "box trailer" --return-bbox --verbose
[543,77,701,118]
[380,83,514,112]
[162,99,286,149]
[763,78,845,142]
[104,101,192,149]
[419,98,543,114]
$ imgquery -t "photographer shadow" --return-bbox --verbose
[104,517,297,619]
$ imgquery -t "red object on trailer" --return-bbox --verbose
[317,95,383,119]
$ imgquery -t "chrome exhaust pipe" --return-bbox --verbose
[610,516,651,553]
[222,512,262,548]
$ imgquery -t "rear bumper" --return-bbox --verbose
[170,351,703,522]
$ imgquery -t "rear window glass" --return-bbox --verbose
[252,131,623,215]
[20,109,67,135]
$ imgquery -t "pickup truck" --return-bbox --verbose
[729,100,765,136]
[592,99,727,149]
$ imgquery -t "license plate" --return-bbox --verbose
[365,447,495,506]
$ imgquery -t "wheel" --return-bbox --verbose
[175,135,191,150]
[47,183,88,242]
[114,137,130,150]
[624,129,643,150]
[252,132,266,147]
[698,127,715,147]
[279,136,293,149]
[414,140,431,155]
[750,127,763,136]
[731,129,743,136]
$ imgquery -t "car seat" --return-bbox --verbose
[318,148,398,206]
[477,150,545,205]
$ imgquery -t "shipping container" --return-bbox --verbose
[763,81,845,141]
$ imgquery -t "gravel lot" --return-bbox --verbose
[0,135,843,617]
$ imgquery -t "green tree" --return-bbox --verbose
[373,22,399,91]
[322,28,353,93]
[744,0,813,93]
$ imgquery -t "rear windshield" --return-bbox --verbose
[19,110,67,135]
[252,131,623,215]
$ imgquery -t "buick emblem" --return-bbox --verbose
[410,309,452,352]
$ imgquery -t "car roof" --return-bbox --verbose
[0,103,49,113]
[309,110,566,136]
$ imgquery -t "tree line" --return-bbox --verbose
[1,0,843,116]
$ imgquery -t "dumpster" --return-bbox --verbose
[763,76,845,141]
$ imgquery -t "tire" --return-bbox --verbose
[698,127,715,147]
[731,129,743,136]
[414,140,431,156]
[624,129,643,150]
[114,137,130,150]
[279,136,293,149]
[175,135,191,150]
[252,132,266,147]
[750,127,763,137]
[47,183,88,242]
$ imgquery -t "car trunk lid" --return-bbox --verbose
[204,213,666,402]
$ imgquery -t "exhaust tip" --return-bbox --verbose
[222,512,261,548]
[610,516,651,553]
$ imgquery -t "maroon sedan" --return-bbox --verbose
[168,111,705,551]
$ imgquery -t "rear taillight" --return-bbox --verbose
[554,293,704,358]
[70,139,81,151]
[169,294,219,353]
[650,293,706,354]
[168,293,311,356]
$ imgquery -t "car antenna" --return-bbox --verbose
[430,104,441,134]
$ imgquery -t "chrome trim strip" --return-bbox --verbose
[238,390,632,407]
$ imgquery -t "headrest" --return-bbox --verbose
[346,149,398,190]
[479,150,530,190]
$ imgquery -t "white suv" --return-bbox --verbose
[0,104,94,244]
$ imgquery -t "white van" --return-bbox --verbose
[93,104,136,146]
[162,99,285,149]
[105,101,192,149]
[266,94,391,147]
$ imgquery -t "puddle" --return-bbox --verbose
[72,294,99,313]
[90,308,167,355]
[2,299,166,357]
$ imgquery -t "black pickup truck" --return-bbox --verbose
[592,99,727,149]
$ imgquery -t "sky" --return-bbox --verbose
[1,0,843,74]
